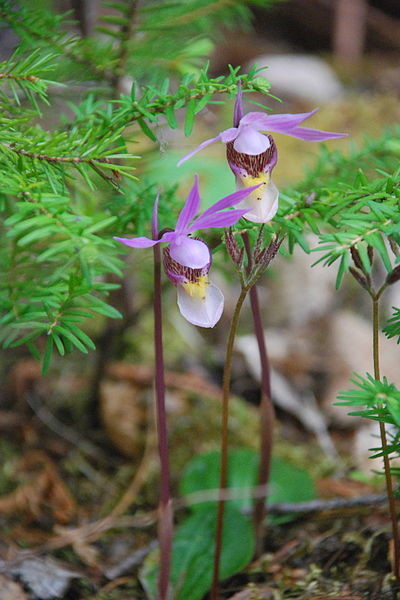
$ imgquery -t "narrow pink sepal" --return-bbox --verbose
[177,134,222,166]
[233,83,244,127]
[240,109,319,131]
[219,127,239,143]
[175,175,200,231]
[114,236,158,248]
[191,208,248,230]
[241,109,347,141]
[282,126,348,141]
[151,193,160,240]
[195,184,262,220]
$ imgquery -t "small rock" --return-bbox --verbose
[9,556,80,600]
[247,54,344,103]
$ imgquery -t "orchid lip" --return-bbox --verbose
[239,178,279,224]
[177,281,224,328]
[163,245,223,327]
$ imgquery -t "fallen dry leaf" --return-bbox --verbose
[0,451,76,524]
[100,380,145,457]
[227,584,274,599]
[0,574,28,600]
[71,536,101,568]
[6,358,41,405]
[101,362,260,462]
[317,477,377,498]
[106,362,221,398]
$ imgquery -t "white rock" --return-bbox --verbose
[247,54,344,103]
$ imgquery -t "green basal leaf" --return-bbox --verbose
[180,447,258,512]
[140,505,254,600]
[180,448,316,513]
[141,448,315,600]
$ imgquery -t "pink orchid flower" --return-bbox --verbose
[114,175,259,269]
[178,88,347,222]
[114,176,259,327]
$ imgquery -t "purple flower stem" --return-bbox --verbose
[242,231,274,557]
[210,286,249,600]
[153,242,173,600]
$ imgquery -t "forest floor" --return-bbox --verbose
[0,357,399,600]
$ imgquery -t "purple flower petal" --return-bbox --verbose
[241,109,347,140]
[187,184,262,230]
[233,83,244,127]
[240,109,318,131]
[114,229,177,249]
[177,282,224,328]
[281,126,348,141]
[233,126,271,155]
[159,230,180,244]
[219,127,239,143]
[177,134,223,166]
[175,174,200,232]
[114,235,159,248]
[191,184,261,222]
[151,194,160,239]
[191,208,248,230]
[169,236,210,269]
[178,98,347,169]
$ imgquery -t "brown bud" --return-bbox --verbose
[386,264,400,286]
[253,225,265,260]
[349,267,370,291]
[389,237,400,257]
[350,246,363,270]
[255,236,283,268]
[224,230,243,267]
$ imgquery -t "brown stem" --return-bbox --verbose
[250,292,274,555]
[242,231,274,556]
[153,243,172,600]
[210,287,248,600]
[0,73,39,82]
[372,294,400,580]
[3,144,110,165]
[4,145,122,188]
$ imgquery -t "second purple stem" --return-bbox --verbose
[153,242,173,600]
[242,231,274,556]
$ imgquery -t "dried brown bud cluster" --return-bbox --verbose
[224,229,244,267]
[253,236,283,269]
